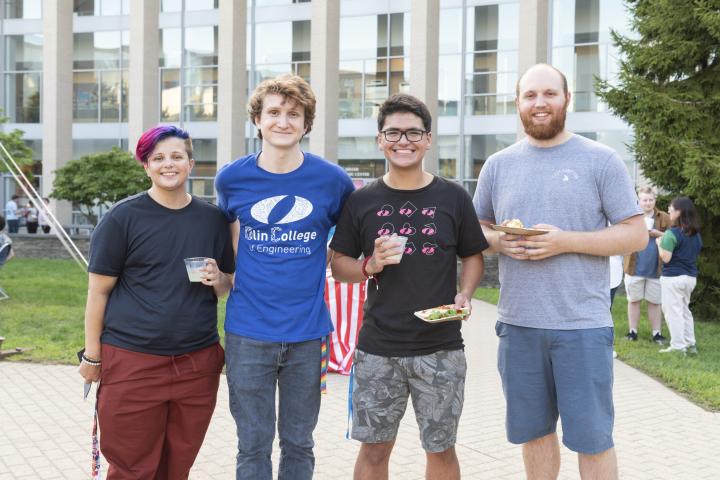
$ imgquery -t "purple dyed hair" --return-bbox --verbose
[135,125,193,164]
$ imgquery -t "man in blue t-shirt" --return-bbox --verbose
[215,75,354,480]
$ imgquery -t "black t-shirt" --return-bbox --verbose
[330,176,488,356]
[88,193,235,355]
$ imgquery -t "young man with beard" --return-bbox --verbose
[473,64,647,479]
[330,93,487,480]
[215,74,354,480]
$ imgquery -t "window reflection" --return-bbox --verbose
[74,0,129,16]
[4,35,43,123]
[5,0,41,19]
[73,31,128,123]
[160,24,218,122]
[552,0,629,112]
[338,12,410,120]
[464,3,519,115]
[338,137,385,180]
[466,134,516,184]
[251,20,311,94]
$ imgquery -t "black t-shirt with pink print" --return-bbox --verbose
[330,176,488,356]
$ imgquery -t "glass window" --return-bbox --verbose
[161,0,181,11]
[4,35,43,123]
[74,0,129,16]
[462,3,520,116]
[255,22,292,64]
[439,8,462,54]
[5,35,43,71]
[161,69,181,122]
[438,136,459,178]
[573,0,599,44]
[185,26,218,67]
[552,0,627,112]
[73,71,99,122]
[338,61,363,119]
[5,0,41,19]
[100,70,127,122]
[255,0,311,5]
[184,67,217,121]
[72,139,122,159]
[438,55,461,116]
[292,20,311,62]
[465,134,515,180]
[186,0,218,11]
[340,16,378,60]
[4,72,41,123]
[160,28,182,68]
[338,137,385,180]
[74,32,123,70]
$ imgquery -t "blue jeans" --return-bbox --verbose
[225,333,322,480]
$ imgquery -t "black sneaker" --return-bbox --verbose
[625,331,638,341]
[687,344,698,355]
[652,333,667,345]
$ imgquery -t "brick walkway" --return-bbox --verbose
[1,300,719,479]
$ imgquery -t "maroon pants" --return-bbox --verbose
[97,343,224,480]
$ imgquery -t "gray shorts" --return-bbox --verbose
[351,349,466,453]
[625,275,662,303]
[496,321,615,454]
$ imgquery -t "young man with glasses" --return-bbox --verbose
[330,93,487,480]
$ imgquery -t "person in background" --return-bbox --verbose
[657,197,702,355]
[38,198,51,234]
[0,214,14,264]
[623,186,670,343]
[78,125,235,479]
[4,195,19,233]
[24,202,39,234]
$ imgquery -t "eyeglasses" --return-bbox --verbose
[380,129,427,143]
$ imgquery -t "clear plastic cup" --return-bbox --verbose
[184,257,210,282]
[387,236,408,262]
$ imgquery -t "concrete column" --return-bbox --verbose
[217,0,247,169]
[410,0,440,174]
[41,0,73,224]
[517,0,550,139]
[309,0,340,163]
[128,0,160,154]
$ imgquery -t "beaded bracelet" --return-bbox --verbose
[81,354,101,367]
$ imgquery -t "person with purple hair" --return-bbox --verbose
[78,125,235,479]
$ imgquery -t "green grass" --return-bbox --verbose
[474,287,720,411]
[0,258,228,364]
[1,260,718,411]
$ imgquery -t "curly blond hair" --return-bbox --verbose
[248,74,316,139]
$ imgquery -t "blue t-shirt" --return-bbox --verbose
[660,227,702,277]
[635,236,659,278]
[215,151,354,342]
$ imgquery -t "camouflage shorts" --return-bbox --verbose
[351,349,466,453]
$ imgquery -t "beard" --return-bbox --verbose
[520,102,568,141]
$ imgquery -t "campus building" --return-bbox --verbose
[0,0,637,224]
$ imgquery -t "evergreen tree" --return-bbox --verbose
[597,0,720,319]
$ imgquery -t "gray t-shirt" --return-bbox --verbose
[473,134,642,329]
